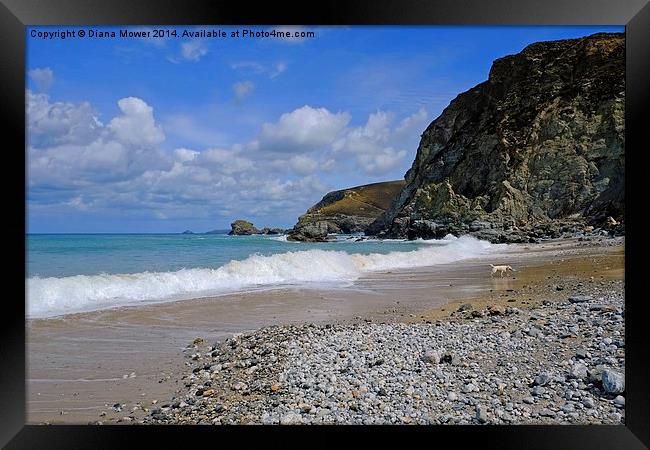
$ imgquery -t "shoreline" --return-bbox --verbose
[27,236,624,424]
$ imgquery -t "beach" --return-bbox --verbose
[27,235,624,424]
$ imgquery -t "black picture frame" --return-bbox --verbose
[2,0,648,448]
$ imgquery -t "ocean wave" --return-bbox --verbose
[27,235,502,318]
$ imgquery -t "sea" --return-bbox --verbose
[26,232,503,319]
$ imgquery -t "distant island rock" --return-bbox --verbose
[181,230,194,234]
[286,180,406,242]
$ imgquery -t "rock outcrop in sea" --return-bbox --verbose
[287,181,406,242]
[229,220,260,235]
[366,32,624,243]
[228,220,286,236]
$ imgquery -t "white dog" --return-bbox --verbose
[490,264,515,277]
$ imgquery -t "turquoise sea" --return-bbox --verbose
[26,233,501,319]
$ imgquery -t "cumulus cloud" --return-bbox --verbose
[107,97,165,146]
[27,91,103,148]
[332,110,412,175]
[289,155,319,175]
[27,93,338,225]
[180,40,208,61]
[28,93,171,187]
[28,67,54,91]
[28,90,427,226]
[233,81,255,100]
[255,105,351,153]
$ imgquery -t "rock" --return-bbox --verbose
[422,350,441,364]
[575,348,589,359]
[475,405,487,423]
[458,303,473,312]
[270,382,282,392]
[260,227,286,235]
[587,364,605,384]
[613,395,625,407]
[447,392,458,402]
[192,337,204,346]
[181,230,194,234]
[228,220,261,235]
[366,33,624,240]
[286,221,330,242]
[568,363,588,380]
[232,381,248,391]
[488,305,506,316]
[602,370,625,394]
[287,181,405,241]
[582,397,595,409]
[539,408,556,417]
[569,295,593,304]
[533,373,551,386]
[561,403,575,413]
[202,389,215,397]
[280,412,302,425]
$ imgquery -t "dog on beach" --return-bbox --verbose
[490,264,515,277]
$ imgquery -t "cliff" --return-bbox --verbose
[287,180,406,242]
[367,32,625,243]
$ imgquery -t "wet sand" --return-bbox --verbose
[26,237,624,424]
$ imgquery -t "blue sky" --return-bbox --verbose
[26,25,623,233]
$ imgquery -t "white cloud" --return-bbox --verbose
[256,105,351,153]
[233,81,255,100]
[174,148,199,162]
[289,155,318,175]
[28,67,54,92]
[28,89,427,226]
[332,110,410,175]
[28,94,171,187]
[357,147,407,175]
[27,91,103,147]
[180,40,208,61]
[108,97,165,146]
[396,107,428,135]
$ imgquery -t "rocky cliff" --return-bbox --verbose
[287,180,406,242]
[367,32,625,243]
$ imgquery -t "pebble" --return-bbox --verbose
[602,370,625,394]
[475,405,487,423]
[144,277,625,426]
[613,395,625,408]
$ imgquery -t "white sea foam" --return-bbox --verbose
[27,235,503,318]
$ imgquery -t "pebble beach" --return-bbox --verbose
[137,240,625,425]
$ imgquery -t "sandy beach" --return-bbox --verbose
[27,236,624,424]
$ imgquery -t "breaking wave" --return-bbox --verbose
[27,235,501,318]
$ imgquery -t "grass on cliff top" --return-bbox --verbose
[314,180,405,218]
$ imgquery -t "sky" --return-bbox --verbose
[26,25,623,233]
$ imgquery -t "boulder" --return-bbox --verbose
[228,220,260,235]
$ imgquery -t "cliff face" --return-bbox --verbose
[367,32,625,243]
[287,180,406,242]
